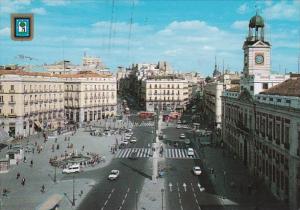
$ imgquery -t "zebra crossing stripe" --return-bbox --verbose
[138,149,143,157]
[183,149,188,158]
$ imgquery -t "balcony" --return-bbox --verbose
[34,101,38,104]
[284,143,290,150]
[8,114,17,118]
[0,101,4,105]
[24,101,28,105]
[9,89,15,93]
[9,101,16,105]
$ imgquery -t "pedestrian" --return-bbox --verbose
[30,160,33,167]
[32,147,35,154]
[41,184,45,193]
[16,172,20,179]
[21,177,26,186]
[23,156,27,163]
[56,144,59,150]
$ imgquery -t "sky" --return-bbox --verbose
[0,0,299,76]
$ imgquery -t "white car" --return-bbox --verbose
[176,125,181,129]
[121,140,129,145]
[108,170,120,180]
[62,164,80,174]
[187,148,194,156]
[180,133,186,139]
[182,125,189,129]
[130,137,137,143]
[193,166,202,175]
[125,136,131,140]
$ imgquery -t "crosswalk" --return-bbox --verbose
[115,148,152,158]
[132,122,154,127]
[165,148,200,159]
[115,148,200,159]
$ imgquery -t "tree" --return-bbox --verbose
[205,76,212,83]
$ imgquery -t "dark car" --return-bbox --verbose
[129,151,138,160]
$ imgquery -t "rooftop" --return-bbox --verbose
[0,70,111,79]
[227,85,240,92]
[260,76,300,97]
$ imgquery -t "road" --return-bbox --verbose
[77,115,154,210]
[162,123,224,210]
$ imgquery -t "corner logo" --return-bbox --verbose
[11,13,34,41]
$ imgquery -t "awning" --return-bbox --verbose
[35,194,63,210]
[34,121,42,128]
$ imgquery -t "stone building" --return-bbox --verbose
[222,13,299,209]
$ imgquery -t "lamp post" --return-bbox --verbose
[135,189,138,210]
[161,188,165,210]
[72,174,75,206]
[54,165,57,183]
[223,170,226,199]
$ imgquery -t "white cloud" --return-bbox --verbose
[231,20,248,30]
[0,27,10,36]
[0,0,32,13]
[237,3,248,14]
[31,7,47,15]
[42,0,70,6]
[263,1,300,20]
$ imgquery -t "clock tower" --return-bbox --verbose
[243,13,271,77]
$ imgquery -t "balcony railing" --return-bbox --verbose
[9,89,15,93]
[8,114,17,118]
[0,101,4,105]
[9,101,16,105]
[284,143,290,150]
[24,101,28,105]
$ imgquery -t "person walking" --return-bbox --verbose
[30,160,33,167]
[16,172,20,179]
[21,177,26,186]
[41,184,45,193]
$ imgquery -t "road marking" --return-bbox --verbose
[191,183,201,210]
[101,188,115,210]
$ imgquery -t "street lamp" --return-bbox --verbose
[72,174,75,206]
[223,170,226,199]
[135,189,138,210]
[161,188,165,210]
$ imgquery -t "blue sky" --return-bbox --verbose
[0,0,299,76]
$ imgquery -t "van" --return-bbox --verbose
[62,164,80,174]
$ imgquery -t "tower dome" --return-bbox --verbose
[249,14,264,28]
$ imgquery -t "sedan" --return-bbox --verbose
[180,133,186,139]
[193,166,202,175]
[108,170,120,180]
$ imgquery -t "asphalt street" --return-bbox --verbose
[162,125,222,210]
[77,115,154,210]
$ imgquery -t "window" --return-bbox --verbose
[10,96,14,102]
[250,86,254,91]
[0,96,3,102]
[11,109,14,114]
[262,83,268,89]
[10,85,14,90]
[0,85,2,91]
[285,99,291,104]
[269,98,273,101]
[277,99,282,103]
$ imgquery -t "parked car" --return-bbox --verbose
[121,140,129,145]
[130,137,137,143]
[176,125,181,129]
[193,166,202,175]
[187,148,194,156]
[108,170,120,180]
[62,164,80,174]
[180,133,186,139]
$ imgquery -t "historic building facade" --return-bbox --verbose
[0,70,65,137]
[141,75,189,112]
[63,72,117,126]
[222,14,299,209]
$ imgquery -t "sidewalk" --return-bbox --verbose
[0,121,124,210]
[200,145,289,209]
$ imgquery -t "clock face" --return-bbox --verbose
[255,54,264,64]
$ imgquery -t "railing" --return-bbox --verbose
[9,89,15,93]
[8,114,17,118]
[0,101,4,105]
[9,101,16,105]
